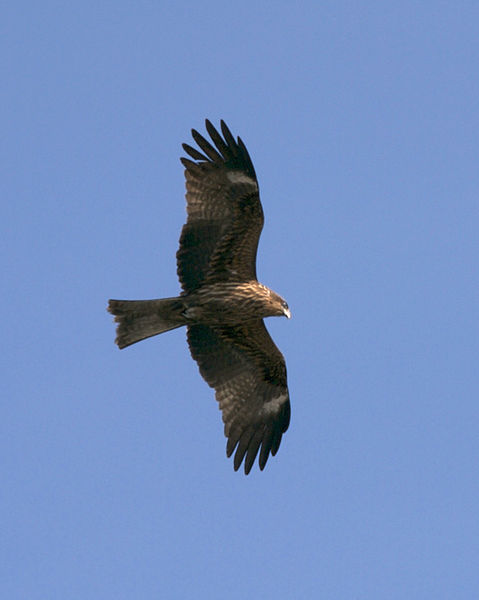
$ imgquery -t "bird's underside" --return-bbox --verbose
[108,119,291,474]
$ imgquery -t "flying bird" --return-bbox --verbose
[108,120,291,474]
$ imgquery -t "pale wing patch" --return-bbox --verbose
[226,171,258,188]
[261,393,289,417]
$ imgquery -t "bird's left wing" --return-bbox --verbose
[177,120,264,293]
[187,320,290,474]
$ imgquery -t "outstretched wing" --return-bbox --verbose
[177,120,264,293]
[187,320,290,474]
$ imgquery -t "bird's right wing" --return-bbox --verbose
[187,320,290,474]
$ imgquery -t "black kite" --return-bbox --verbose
[108,120,291,474]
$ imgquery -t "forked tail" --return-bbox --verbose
[107,297,185,349]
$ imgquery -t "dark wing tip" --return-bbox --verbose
[181,119,257,179]
[204,117,215,130]
[180,157,203,177]
[191,128,223,162]
[225,397,291,474]
[244,428,264,474]
[182,142,207,161]
[219,120,238,154]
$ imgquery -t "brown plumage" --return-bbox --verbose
[108,120,291,474]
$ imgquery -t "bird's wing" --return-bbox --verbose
[177,120,264,293]
[187,320,290,474]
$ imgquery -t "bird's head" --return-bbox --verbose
[281,299,291,319]
[270,291,291,319]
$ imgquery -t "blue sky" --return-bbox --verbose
[2,2,478,598]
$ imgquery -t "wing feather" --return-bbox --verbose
[187,321,290,474]
[205,119,230,156]
[191,128,224,162]
[244,427,265,474]
[177,120,263,293]
[259,425,275,470]
[182,143,209,162]
[220,120,239,154]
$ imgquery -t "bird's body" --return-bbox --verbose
[187,281,289,324]
[108,120,291,474]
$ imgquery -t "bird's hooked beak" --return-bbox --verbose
[283,306,291,319]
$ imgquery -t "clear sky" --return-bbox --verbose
[2,2,478,598]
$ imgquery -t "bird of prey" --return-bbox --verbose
[108,120,291,474]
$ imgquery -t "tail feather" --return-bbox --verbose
[107,297,185,349]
